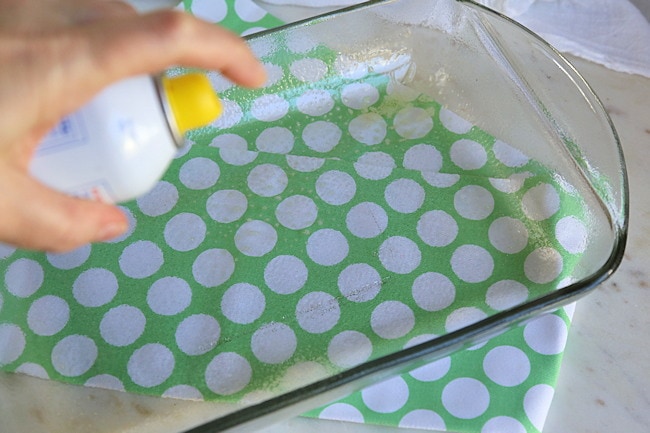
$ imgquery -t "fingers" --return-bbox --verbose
[80,10,266,88]
[0,167,128,252]
[30,9,266,129]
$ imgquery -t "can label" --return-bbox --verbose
[37,113,88,155]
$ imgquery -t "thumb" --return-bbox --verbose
[0,167,128,252]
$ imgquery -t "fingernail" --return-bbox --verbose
[97,222,128,242]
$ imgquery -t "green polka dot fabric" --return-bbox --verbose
[0,1,588,432]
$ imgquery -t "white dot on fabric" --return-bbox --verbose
[234,220,277,257]
[417,210,459,247]
[162,385,203,401]
[264,255,308,295]
[51,335,97,377]
[164,213,206,252]
[290,58,328,82]
[354,152,395,180]
[296,89,334,116]
[176,314,221,356]
[316,170,356,205]
[524,247,563,284]
[286,155,325,173]
[247,164,288,197]
[319,403,365,423]
[189,0,227,22]
[256,126,294,154]
[445,307,488,333]
[5,258,44,298]
[278,362,329,392]
[338,263,382,303]
[85,375,124,391]
[192,249,235,288]
[483,346,531,387]
[0,243,16,259]
[489,217,529,254]
[46,244,91,270]
[221,283,265,324]
[423,172,460,188]
[486,280,529,311]
[127,343,174,388]
[489,172,532,194]
[213,99,243,129]
[379,236,421,274]
[454,185,495,220]
[328,330,372,368]
[412,272,456,312]
[362,376,409,413]
[15,363,49,379]
[205,352,252,395]
[341,83,380,109]
[371,301,415,339]
[251,322,297,364]
[493,140,530,167]
[234,0,266,22]
[249,36,273,58]
[261,63,284,87]
[137,181,179,217]
[206,71,233,94]
[250,94,289,122]
[482,416,527,433]
[400,410,447,431]
[451,244,494,283]
[439,107,473,134]
[276,195,318,230]
[27,295,69,336]
[349,113,387,145]
[302,121,342,153]
[442,378,490,419]
[394,107,433,139]
[100,305,146,347]
[556,216,588,253]
[73,268,118,307]
[0,324,25,366]
[403,144,443,173]
[522,183,560,221]
[451,139,488,170]
[409,356,452,382]
[119,241,163,279]
[179,157,220,190]
[307,229,349,266]
[296,292,341,334]
[212,134,258,166]
[286,31,318,53]
[524,313,567,355]
[206,189,248,223]
[147,277,192,316]
[346,202,388,239]
[524,384,555,431]
[385,178,425,213]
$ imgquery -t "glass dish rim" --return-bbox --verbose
[186,1,630,431]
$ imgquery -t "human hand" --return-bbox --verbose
[0,0,266,252]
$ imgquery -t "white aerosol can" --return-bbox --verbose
[29,73,222,203]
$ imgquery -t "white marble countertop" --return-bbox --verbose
[1,56,648,433]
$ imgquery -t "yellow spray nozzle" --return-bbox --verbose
[162,73,222,136]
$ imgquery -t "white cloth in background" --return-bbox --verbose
[259,0,650,77]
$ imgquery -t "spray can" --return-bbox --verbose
[29,73,222,203]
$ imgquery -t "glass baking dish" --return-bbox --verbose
[0,0,627,432]
[186,0,627,430]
